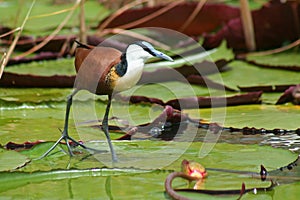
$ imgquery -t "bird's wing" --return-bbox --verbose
[74,46,122,95]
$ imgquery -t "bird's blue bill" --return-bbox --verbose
[153,50,173,62]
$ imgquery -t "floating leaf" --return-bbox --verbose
[6,58,75,75]
[186,104,300,130]
[0,149,30,171]
[207,61,300,91]
[246,50,300,70]
[0,88,71,103]
[246,60,300,72]
[0,142,297,199]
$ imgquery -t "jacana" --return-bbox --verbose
[40,40,173,162]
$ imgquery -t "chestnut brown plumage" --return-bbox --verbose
[74,42,122,95]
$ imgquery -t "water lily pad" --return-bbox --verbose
[0,149,30,171]
[208,61,300,90]
[120,81,227,103]
[0,98,163,145]
[0,141,297,199]
[246,50,300,68]
[185,104,300,130]
[0,88,72,103]
[5,59,76,76]
[18,141,297,172]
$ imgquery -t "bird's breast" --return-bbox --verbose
[113,60,144,92]
[105,67,120,90]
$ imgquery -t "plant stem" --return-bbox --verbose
[240,0,256,51]
[79,0,87,43]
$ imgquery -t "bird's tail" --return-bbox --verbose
[74,40,92,49]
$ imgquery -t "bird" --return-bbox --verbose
[40,40,173,162]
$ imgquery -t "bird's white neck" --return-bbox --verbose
[114,44,153,92]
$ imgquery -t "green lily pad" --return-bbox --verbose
[120,81,228,102]
[0,141,297,199]
[0,149,30,171]
[247,50,300,67]
[0,97,163,145]
[242,181,300,200]
[18,141,298,172]
[185,104,300,130]
[5,59,76,76]
[208,61,300,90]
[209,41,235,62]
[0,88,72,103]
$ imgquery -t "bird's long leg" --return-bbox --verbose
[39,89,100,159]
[102,95,117,162]
[38,90,78,158]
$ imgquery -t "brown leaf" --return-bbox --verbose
[276,84,300,105]
[2,35,76,53]
[166,91,263,109]
[5,141,43,150]
[203,1,300,51]
[0,72,75,88]
[7,52,61,65]
[97,2,239,36]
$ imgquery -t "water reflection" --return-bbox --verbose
[194,127,300,154]
[262,134,300,153]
